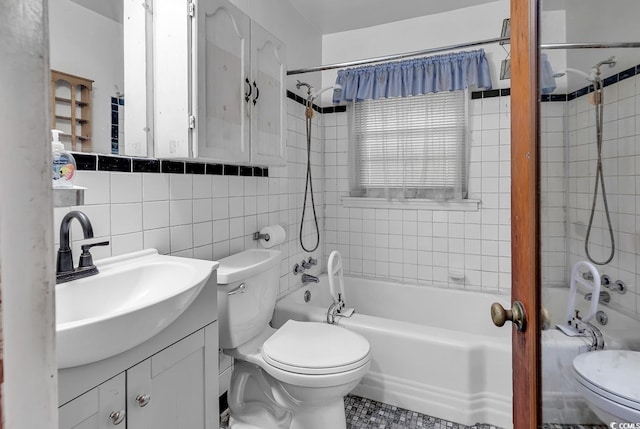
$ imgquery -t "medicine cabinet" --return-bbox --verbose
[154,0,287,166]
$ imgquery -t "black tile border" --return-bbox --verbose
[286,90,347,114]
[74,153,97,171]
[161,160,185,174]
[98,155,131,172]
[132,158,160,173]
[185,162,206,175]
[471,61,640,102]
[206,163,224,175]
[223,165,239,176]
[70,152,268,178]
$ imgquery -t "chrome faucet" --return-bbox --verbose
[56,210,109,283]
[301,273,319,284]
[584,290,611,304]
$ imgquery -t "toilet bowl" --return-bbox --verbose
[217,249,371,429]
[572,350,640,424]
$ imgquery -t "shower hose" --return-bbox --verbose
[584,77,615,265]
[299,100,320,253]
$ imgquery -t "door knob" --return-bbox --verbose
[491,301,527,332]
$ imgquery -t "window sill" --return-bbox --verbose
[341,197,480,211]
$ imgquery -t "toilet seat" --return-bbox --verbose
[262,320,370,375]
[573,350,640,411]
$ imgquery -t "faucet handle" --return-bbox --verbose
[78,240,109,268]
[301,257,317,269]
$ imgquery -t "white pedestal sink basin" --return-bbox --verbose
[56,249,218,369]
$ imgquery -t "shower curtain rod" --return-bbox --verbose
[287,38,640,76]
[540,42,640,49]
[286,36,509,76]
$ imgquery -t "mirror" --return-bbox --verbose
[539,0,640,425]
[49,0,149,156]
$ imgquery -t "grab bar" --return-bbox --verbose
[227,283,246,296]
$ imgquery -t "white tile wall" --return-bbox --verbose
[53,99,323,297]
[322,94,512,294]
[565,74,640,318]
[541,102,568,286]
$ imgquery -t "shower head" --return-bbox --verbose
[594,56,616,69]
[310,84,343,101]
[553,57,617,84]
[296,80,312,92]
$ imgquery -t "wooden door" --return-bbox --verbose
[510,0,541,427]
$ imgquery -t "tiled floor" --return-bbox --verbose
[541,425,606,429]
[343,396,498,429]
[220,394,502,429]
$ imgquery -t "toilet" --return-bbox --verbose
[572,350,640,424]
[216,249,371,429]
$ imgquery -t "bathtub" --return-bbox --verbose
[272,275,513,428]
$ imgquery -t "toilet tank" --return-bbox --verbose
[216,249,282,349]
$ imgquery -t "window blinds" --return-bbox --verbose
[352,90,468,200]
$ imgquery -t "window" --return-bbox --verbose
[351,90,468,201]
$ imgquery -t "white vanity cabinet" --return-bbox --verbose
[59,325,218,429]
[58,271,219,429]
[128,325,219,429]
[154,0,287,166]
[59,374,126,429]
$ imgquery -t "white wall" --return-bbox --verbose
[55,98,324,298]
[49,0,124,154]
[566,74,640,318]
[1,0,58,427]
[322,95,512,293]
[320,0,510,105]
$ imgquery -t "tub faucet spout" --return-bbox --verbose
[301,274,319,284]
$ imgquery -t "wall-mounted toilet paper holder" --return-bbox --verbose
[252,232,270,241]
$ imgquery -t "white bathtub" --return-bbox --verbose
[272,275,513,428]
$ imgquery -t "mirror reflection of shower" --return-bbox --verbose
[554,57,617,265]
[296,80,343,253]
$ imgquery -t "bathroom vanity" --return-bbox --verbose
[58,271,219,428]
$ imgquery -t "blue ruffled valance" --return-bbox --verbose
[333,49,492,104]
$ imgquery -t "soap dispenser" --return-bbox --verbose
[51,129,76,188]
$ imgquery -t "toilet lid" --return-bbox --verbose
[573,350,640,407]
[262,320,370,375]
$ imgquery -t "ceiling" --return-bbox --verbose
[288,0,501,34]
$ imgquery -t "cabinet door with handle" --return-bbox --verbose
[250,21,287,166]
[198,0,251,162]
[127,327,218,429]
[59,373,126,429]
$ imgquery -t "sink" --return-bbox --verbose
[56,249,218,369]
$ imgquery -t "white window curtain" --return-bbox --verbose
[349,90,468,201]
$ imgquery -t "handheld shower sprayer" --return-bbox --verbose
[310,84,343,102]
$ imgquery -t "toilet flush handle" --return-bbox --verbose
[227,283,246,296]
